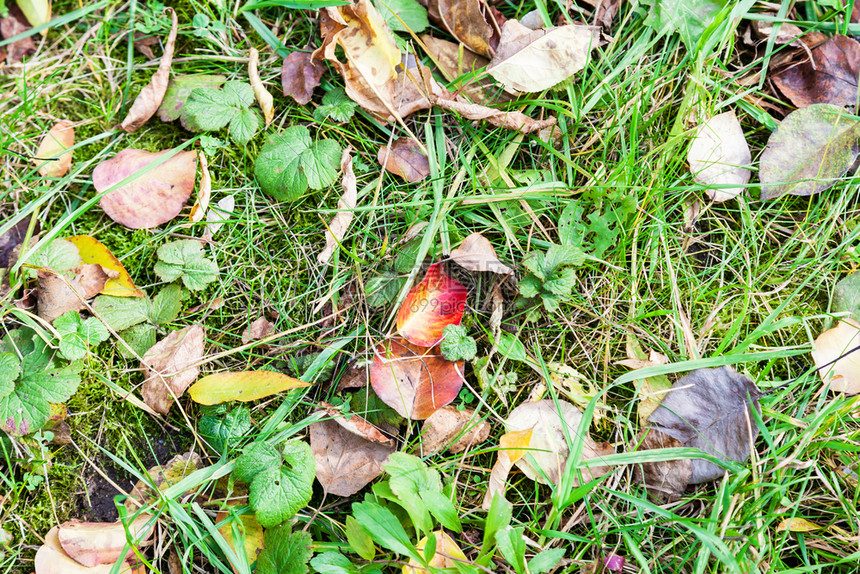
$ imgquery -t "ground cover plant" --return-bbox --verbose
[3,0,860,572]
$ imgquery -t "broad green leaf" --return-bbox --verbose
[54,311,110,361]
[158,74,227,122]
[497,332,528,363]
[495,527,526,574]
[118,323,157,358]
[254,127,342,202]
[440,324,477,362]
[154,239,219,291]
[231,107,263,145]
[149,284,182,325]
[188,371,310,405]
[199,405,252,452]
[365,272,405,308]
[234,441,281,483]
[256,523,313,574]
[309,552,357,574]
[644,0,726,51]
[249,440,315,527]
[375,0,428,32]
[760,104,860,200]
[313,88,358,123]
[833,272,860,320]
[345,515,375,561]
[528,548,565,574]
[22,238,81,278]
[351,502,421,561]
[0,353,21,399]
[479,493,511,561]
[93,295,151,331]
[182,81,263,144]
[383,453,461,535]
[305,139,342,190]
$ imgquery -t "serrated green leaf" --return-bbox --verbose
[93,295,151,331]
[313,88,358,123]
[230,107,263,145]
[149,284,182,325]
[158,75,227,122]
[542,267,577,298]
[199,404,252,452]
[23,238,81,278]
[234,441,281,483]
[182,81,261,143]
[118,323,157,358]
[257,524,312,574]
[254,127,342,202]
[375,0,428,32]
[249,440,315,527]
[0,353,20,399]
[54,311,110,361]
[440,324,476,362]
[154,240,219,291]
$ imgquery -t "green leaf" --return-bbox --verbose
[351,502,421,561]
[345,515,375,561]
[230,107,263,145]
[350,387,404,428]
[644,0,726,51]
[0,353,21,399]
[542,244,585,271]
[760,104,860,200]
[313,88,358,123]
[22,238,81,278]
[254,127,342,202]
[256,524,312,574]
[199,404,252,452]
[182,81,262,144]
[154,240,219,291]
[249,441,315,527]
[17,0,51,28]
[383,453,461,535]
[479,493,511,563]
[149,284,182,325]
[306,139,342,190]
[365,272,405,308]
[158,75,227,122]
[93,295,151,331]
[528,548,565,574]
[234,441,281,483]
[118,323,157,358]
[54,311,110,361]
[833,272,860,320]
[542,267,577,298]
[440,324,477,362]
[375,0,428,32]
[309,552,357,574]
[495,527,526,574]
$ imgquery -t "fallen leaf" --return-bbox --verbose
[637,366,761,502]
[336,358,371,391]
[833,271,860,320]
[749,17,802,45]
[486,20,599,95]
[370,337,465,419]
[119,8,178,132]
[93,149,198,229]
[776,517,822,533]
[320,402,393,445]
[57,516,153,568]
[811,318,860,395]
[133,32,159,59]
[420,405,491,454]
[216,503,265,571]
[206,195,235,237]
[35,528,139,574]
[450,232,512,274]
[687,110,751,202]
[482,427,532,510]
[189,151,211,223]
[35,121,75,178]
[419,35,497,103]
[378,137,430,182]
[581,0,622,28]
[17,0,50,29]
[319,150,356,264]
[157,74,227,124]
[759,104,860,200]
[0,6,37,63]
[281,51,326,105]
[125,452,203,512]
[141,324,206,414]
[433,92,557,134]
[616,337,671,425]
[37,264,112,323]
[310,417,396,496]
[773,35,860,109]
[402,531,466,574]
[644,0,722,51]
[67,236,143,297]
[427,0,495,57]
[377,0,429,33]
[396,263,467,347]
[188,371,310,405]
[249,48,275,127]
[241,316,275,345]
[0,219,32,268]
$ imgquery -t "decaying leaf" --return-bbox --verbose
[281,51,326,105]
[486,20,599,94]
[119,8,178,132]
[158,74,227,124]
[319,150,356,264]
[215,503,265,571]
[35,528,139,574]
[687,110,752,203]
[206,195,235,237]
[189,151,211,223]
[133,32,159,60]
[57,516,153,568]
[94,149,198,229]
[403,531,466,574]
[581,0,622,28]
[370,337,465,420]
[616,338,671,425]
[420,405,491,454]
[450,232,512,275]
[37,264,113,323]
[637,366,762,502]
[811,319,860,395]
[0,219,32,268]
[433,92,557,134]
[188,371,309,405]
[125,452,203,512]
[320,402,393,445]
[773,35,860,109]
[396,263,468,347]
[67,236,143,298]
[142,324,206,414]
[378,137,430,183]
[1,6,37,64]
[760,104,860,200]
[310,417,395,496]
[249,48,275,127]
[428,0,495,58]
[419,35,498,103]
[749,17,802,46]
[241,316,275,346]
[35,121,75,178]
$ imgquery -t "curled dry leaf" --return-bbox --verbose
[320,402,393,445]
[67,236,143,297]
[310,417,396,496]
[811,318,860,395]
[773,35,860,109]
[133,32,158,59]
[57,516,153,568]
[37,264,114,323]
[119,8,178,132]
[687,110,751,203]
[141,324,206,414]
[241,316,275,346]
[281,51,326,105]
[370,337,465,420]
[759,104,860,200]
[396,263,467,347]
[637,366,761,502]
[188,371,309,405]
[125,452,203,512]
[94,149,198,229]
[35,121,75,178]
[450,232,512,274]
[249,48,275,127]
[428,0,495,57]
[403,531,467,574]
[420,405,491,454]
[433,92,556,134]
[189,151,211,223]
[319,150,356,264]
[35,528,140,574]
[378,137,430,183]
[487,20,599,94]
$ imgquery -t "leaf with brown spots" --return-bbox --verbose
[310,417,396,496]
[427,0,496,57]
[35,121,75,178]
[378,137,430,182]
[57,517,153,568]
[141,324,206,414]
[281,51,326,105]
[773,35,860,109]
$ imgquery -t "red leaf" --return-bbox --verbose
[396,263,467,347]
[370,337,464,420]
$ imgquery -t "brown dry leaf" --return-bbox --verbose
[319,150,357,264]
[687,110,752,203]
[487,20,599,94]
[1,219,34,268]
[811,318,860,395]
[133,32,159,59]
[35,121,75,178]
[420,405,491,454]
[772,35,860,110]
[249,48,275,127]
[320,402,393,445]
[377,137,430,183]
[450,232,512,274]
[281,51,326,105]
[189,151,211,223]
[35,527,139,574]
[241,316,275,345]
[0,6,36,64]
[433,92,556,133]
[750,18,802,45]
[310,417,395,496]
[119,8,178,132]
[57,516,153,568]
[420,35,500,103]
[37,264,113,323]
[581,0,622,28]
[141,324,206,414]
[93,149,198,229]
[428,0,495,58]
[336,358,371,391]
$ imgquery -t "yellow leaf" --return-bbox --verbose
[499,427,533,464]
[777,517,822,533]
[66,236,144,297]
[17,0,51,33]
[188,371,310,405]
[402,531,466,574]
[216,504,265,571]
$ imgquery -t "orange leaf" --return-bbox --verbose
[396,263,467,347]
[499,427,533,464]
[67,236,144,297]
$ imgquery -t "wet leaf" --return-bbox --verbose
[188,371,310,405]
[119,8,178,132]
[141,324,206,414]
[67,236,143,297]
[402,531,466,574]
[760,104,860,200]
[215,503,265,570]
[319,150,357,264]
[254,126,342,202]
[450,232,512,274]
[57,516,153,568]
[687,110,751,202]
[241,316,275,346]
[37,264,113,323]
[811,319,860,395]
[35,527,139,574]
[637,366,761,502]
[310,417,395,496]
[35,121,74,178]
[370,337,465,419]
[157,74,227,124]
[433,92,557,134]
[396,263,468,347]
[281,51,326,105]
[93,149,198,229]
[249,48,275,127]
[773,35,860,109]
[154,239,219,291]
[420,405,491,454]
[378,137,430,182]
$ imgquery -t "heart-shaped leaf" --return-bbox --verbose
[396,263,467,347]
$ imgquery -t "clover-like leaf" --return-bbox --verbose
[54,311,110,361]
[440,324,476,362]
[254,126,342,202]
[182,81,263,144]
[154,240,219,291]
